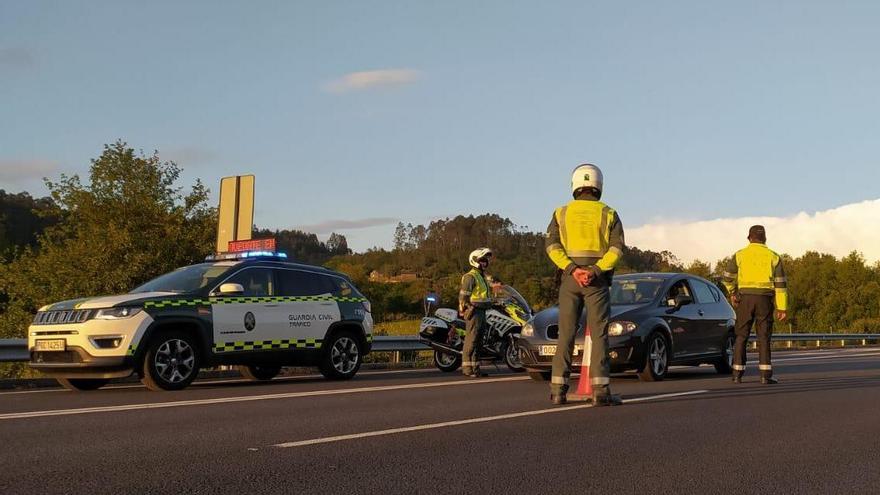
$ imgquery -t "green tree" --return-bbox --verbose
[0,141,216,340]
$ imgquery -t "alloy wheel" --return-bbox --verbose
[650,337,668,376]
[154,339,195,384]
[331,337,359,374]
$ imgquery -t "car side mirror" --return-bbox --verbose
[674,294,693,308]
[217,283,244,296]
[666,294,693,313]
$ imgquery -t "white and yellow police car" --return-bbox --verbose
[28,251,373,391]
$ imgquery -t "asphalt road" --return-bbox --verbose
[2,347,880,494]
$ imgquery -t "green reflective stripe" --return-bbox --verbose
[366,334,374,343]
[126,345,136,356]
[144,299,212,309]
[145,296,368,309]
[213,338,323,353]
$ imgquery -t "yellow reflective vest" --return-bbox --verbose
[723,243,788,311]
[459,268,491,310]
[545,199,623,274]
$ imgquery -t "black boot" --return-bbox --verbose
[761,376,778,384]
[592,393,623,407]
[550,394,567,405]
[732,372,743,384]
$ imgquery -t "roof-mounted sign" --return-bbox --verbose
[216,175,255,253]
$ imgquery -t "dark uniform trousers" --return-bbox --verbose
[462,308,487,374]
[733,294,774,378]
[551,274,611,396]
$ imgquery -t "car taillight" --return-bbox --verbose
[362,300,372,313]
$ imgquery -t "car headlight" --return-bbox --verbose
[95,307,142,320]
[521,322,535,337]
[608,321,637,336]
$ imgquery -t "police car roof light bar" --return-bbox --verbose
[205,251,289,261]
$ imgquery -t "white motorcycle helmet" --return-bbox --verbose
[571,163,604,198]
[468,248,493,268]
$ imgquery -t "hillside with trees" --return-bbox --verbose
[2,141,879,351]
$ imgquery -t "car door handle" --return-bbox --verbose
[698,310,705,316]
[264,304,280,308]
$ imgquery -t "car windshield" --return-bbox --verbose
[610,278,665,305]
[130,263,235,294]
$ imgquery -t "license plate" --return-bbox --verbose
[539,345,556,356]
[35,339,66,351]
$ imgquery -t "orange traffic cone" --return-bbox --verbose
[568,325,593,402]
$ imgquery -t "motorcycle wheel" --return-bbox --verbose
[433,350,461,372]
[502,339,525,373]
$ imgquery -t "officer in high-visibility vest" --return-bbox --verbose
[458,248,494,377]
[546,164,624,406]
[722,225,788,384]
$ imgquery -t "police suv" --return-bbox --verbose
[27,251,373,391]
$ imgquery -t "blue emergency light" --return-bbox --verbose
[205,251,289,261]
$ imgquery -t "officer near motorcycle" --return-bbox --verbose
[459,248,494,377]
[722,225,788,384]
[546,164,625,406]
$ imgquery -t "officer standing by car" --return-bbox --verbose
[546,164,625,406]
[723,225,788,384]
[459,248,494,377]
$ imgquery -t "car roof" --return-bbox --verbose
[616,272,680,280]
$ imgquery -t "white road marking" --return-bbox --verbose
[772,352,880,364]
[272,390,709,448]
[0,376,530,421]
[0,368,438,396]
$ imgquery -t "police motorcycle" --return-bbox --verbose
[418,285,532,373]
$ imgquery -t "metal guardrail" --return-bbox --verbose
[3,334,879,364]
[0,339,28,362]
[764,333,880,341]
[370,335,429,352]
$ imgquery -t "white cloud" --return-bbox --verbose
[322,69,421,93]
[295,217,400,234]
[627,199,880,265]
[0,159,59,186]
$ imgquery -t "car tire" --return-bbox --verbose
[140,331,201,391]
[714,332,735,374]
[240,365,282,381]
[502,340,525,373]
[528,371,551,381]
[57,378,109,391]
[638,332,669,382]
[319,331,362,380]
[433,350,462,372]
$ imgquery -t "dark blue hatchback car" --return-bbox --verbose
[517,272,736,381]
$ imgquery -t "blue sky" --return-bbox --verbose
[2,1,879,256]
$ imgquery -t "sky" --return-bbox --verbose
[2,1,879,262]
